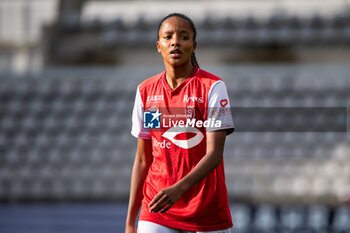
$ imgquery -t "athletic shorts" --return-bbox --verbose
[138,221,232,233]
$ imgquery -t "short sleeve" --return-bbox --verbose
[131,86,152,139]
[207,81,234,134]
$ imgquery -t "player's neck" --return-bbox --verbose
[165,63,194,90]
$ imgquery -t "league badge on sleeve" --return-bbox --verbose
[143,109,161,129]
[220,98,228,107]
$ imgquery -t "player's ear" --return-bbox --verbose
[156,41,161,53]
[193,41,197,52]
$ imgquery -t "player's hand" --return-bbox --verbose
[148,185,185,213]
[124,224,137,233]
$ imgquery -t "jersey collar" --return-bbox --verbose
[162,67,199,94]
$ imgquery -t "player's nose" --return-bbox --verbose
[171,35,180,47]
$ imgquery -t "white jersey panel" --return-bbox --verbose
[131,85,152,139]
[207,80,234,133]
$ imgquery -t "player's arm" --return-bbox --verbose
[149,130,228,213]
[125,138,153,233]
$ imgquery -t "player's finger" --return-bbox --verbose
[149,193,167,212]
[160,200,174,213]
[148,192,162,207]
[151,202,165,213]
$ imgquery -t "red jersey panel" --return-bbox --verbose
[131,67,234,232]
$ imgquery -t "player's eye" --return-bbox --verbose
[181,35,189,40]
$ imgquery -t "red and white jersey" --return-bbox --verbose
[131,67,234,232]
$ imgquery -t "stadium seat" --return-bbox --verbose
[280,206,306,232]
[230,204,252,233]
[332,205,350,233]
[307,205,330,232]
[253,204,278,232]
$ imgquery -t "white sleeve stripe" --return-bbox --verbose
[207,80,223,119]
[206,80,234,133]
[139,88,143,108]
[131,85,151,139]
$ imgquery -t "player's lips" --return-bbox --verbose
[170,49,182,58]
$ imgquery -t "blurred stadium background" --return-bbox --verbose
[1,0,350,232]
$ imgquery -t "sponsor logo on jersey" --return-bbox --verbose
[147,95,164,103]
[210,107,231,116]
[143,110,161,129]
[183,95,203,104]
[153,138,171,148]
[162,126,204,149]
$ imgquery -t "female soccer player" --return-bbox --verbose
[125,13,234,233]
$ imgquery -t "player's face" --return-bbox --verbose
[157,17,196,68]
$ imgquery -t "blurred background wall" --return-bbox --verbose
[0,0,350,233]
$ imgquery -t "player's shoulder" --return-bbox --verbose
[196,68,224,87]
[138,71,163,91]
